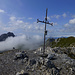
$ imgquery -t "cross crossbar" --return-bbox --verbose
[37,19,53,25]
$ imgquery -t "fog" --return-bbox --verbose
[0,35,43,51]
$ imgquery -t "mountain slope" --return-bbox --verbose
[46,36,75,47]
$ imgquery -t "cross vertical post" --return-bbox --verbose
[37,8,53,57]
[43,23,46,54]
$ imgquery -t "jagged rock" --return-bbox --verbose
[52,48,58,53]
[40,65,46,71]
[0,32,15,41]
[14,52,21,59]
[47,54,55,60]
[29,59,36,66]
[7,32,15,37]
[16,70,29,75]
[0,47,75,75]
[45,47,53,54]
[14,51,29,61]
[37,47,43,53]
[38,57,43,65]
[51,68,59,75]
[46,60,53,68]
[71,48,75,55]
[23,57,28,63]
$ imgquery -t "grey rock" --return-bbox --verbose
[47,54,55,60]
[51,68,59,75]
[23,57,28,63]
[14,51,28,60]
[71,48,75,55]
[16,70,29,75]
[46,60,53,68]
[38,57,43,65]
[0,47,75,75]
[29,59,36,66]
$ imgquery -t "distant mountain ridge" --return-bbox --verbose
[0,32,15,42]
[46,36,75,47]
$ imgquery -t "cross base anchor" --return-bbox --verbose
[38,53,48,58]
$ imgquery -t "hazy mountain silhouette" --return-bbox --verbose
[0,32,15,42]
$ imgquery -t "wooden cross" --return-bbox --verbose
[37,8,53,56]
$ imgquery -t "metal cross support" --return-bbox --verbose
[37,8,53,57]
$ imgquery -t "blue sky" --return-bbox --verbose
[0,0,75,37]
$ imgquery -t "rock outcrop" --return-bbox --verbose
[0,32,15,41]
[0,47,75,75]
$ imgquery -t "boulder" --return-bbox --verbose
[71,48,75,55]
[16,70,29,75]
[29,59,36,66]
[14,51,29,60]
[47,54,55,60]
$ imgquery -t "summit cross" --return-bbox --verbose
[37,8,53,56]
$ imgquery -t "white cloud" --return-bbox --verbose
[28,17,33,20]
[2,16,25,32]
[63,18,75,34]
[0,35,43,51]
[51,15,60,19]
[51,13,67,19]
[2,16,44,33]
[10,16,16,21]
[62,13,67,18]
[51,15,54,18]
[69,18,75,24]
[16,20,24,24]
[9,16,24,26]
[71,15,75,18]
[64,23,69,27]
[25,22,29,25]
[0,9,5,13]
[54,22,58,25]
[27,25,32,29]
[47,16,51,20]
[55,15,60,19]
[3,27,16,32]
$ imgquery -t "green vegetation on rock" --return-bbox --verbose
[46,36,75,48]
[46,36,75,59]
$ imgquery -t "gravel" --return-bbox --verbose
[0,47,75,75]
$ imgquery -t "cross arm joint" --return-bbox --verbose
[37,19,45,23]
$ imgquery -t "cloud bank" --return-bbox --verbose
[0,35,43,51]
[0,9,5,13]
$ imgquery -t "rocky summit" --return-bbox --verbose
[0,47,75,75]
